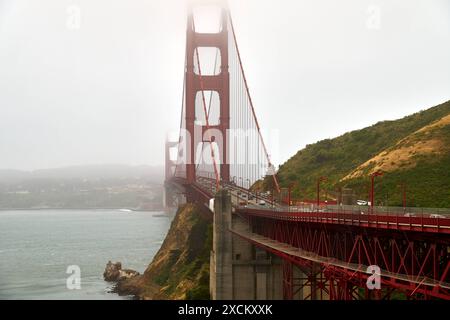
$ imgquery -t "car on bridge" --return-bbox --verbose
[430,214,446,219]
[356,200,368,206]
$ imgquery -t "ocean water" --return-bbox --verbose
[0,209,171,300]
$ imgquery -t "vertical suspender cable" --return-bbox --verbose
[228,12,280,193]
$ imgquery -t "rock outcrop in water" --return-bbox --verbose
[103,261,140,295]
[104,261,122,281]
[104,261,140,281]
[104,204,212,300]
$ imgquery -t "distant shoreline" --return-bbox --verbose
[0,207,163,212]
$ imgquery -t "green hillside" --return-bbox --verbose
[262,100,450,208]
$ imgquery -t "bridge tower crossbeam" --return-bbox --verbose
[185,3,230,184]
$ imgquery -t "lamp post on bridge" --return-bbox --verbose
[397,182,407,210]
[271,189,274,208]
[288,186,291,208]
[370,171,383,211]
[287,182,296,208]
[246,178,251,202]
[317,176,327,208]
[271,188,278,206]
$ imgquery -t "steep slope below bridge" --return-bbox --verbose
[260,99,450,208]
[117,204,212,299]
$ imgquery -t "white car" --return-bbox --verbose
[430,214,446,218]
[357,200,368,206]
[258,200,266,206]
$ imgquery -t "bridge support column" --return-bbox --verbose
[282,261,308,300]
[210,189,283,300]
[310,262,318,300]
[282,260,293,300]
[210,189,233,300]
[163,183,186,212]
[163,184,172,209]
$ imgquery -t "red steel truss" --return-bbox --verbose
[244,215,450,300]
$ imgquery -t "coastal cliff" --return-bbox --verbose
[114,203,212,300]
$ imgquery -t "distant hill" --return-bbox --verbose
[0,164,164,210]
[261,99,450,208]
[0,164,164,183]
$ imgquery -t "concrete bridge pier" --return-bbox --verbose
[210,189,233,299]
[210,189,283,300]
[163,183,186,212]
[209,189,331,300]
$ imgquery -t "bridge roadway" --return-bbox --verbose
[194,176,450,234]
[169,175,450,299]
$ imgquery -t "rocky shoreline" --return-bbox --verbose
[103,204,212,300]
[103,261,142,298]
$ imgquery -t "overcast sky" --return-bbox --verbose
[0,0,449,171]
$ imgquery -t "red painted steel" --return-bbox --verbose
[238,207,450,234]
[165,5,450,300]
[171,178,450,300]
[244,214,450,300]
[185,6,230,184]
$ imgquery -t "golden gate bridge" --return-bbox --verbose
[164,1,450,300]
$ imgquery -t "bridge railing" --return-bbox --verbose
[322,204,450,217]
[187,176,450,227]
[239,202,450,233]
[243,203,450,216]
